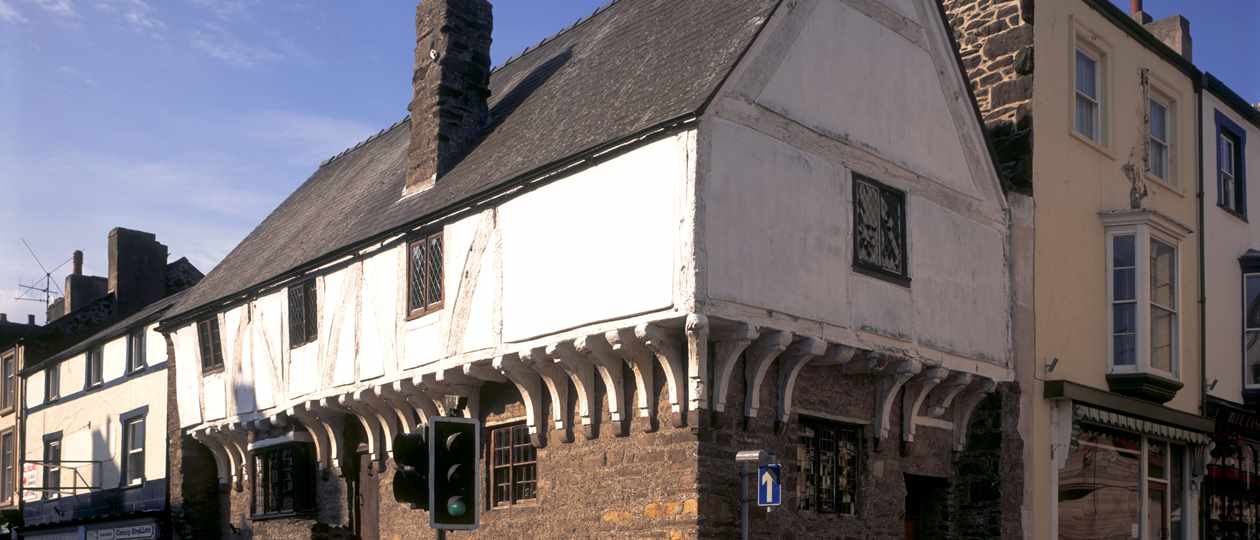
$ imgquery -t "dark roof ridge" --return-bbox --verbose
[492,0,619,72]
[320,116,410,168]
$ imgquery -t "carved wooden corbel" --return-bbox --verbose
[462,361,508,384]
[924,372,974,418]
[331,394,385,469]
[710,323,758,414]
[356,388,403,457]
[637,323,688,428]
[742,330,793,420]
[606,327,658,431]
[422,368,483,420]
[403,375,444,426]
[373,383,419,435]
[209,424,250,491]
[190,428,232,487]
[1049,399,1073,470]
[684,314,709,415]
[493,353,547,447]
[575,334,628,436]
[548,341,598,439]
[290,399,342,475]
[901,367,949,443]
[524,347,573,442]
[871,357,922,441]
[775,339,843,429]
[952,378,997,451]
[286,403,333,478]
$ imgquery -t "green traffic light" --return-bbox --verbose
[447,496,466,517]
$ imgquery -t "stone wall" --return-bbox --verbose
[949,382,1024,540]
[942,0,1035,193]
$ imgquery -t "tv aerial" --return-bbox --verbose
[14,239,71,311]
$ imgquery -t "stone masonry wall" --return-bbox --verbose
[949,382,1024,540]
[697,362,957,540]
[941,0,1035,193]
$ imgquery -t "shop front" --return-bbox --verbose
[1205,397,1260,539]
[1047,381,1214,540]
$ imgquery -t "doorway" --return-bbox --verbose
[905,474,951,540]
[345,422,379,540]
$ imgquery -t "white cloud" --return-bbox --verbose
[57,65,98,87]
[190,23,281,68]
[28,0,75,18]
[239,110,378,165]
[0,0,27,23]
[93,0,164,34]
[189,0,252,21]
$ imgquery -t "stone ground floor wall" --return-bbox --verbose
[170,363,1023,539]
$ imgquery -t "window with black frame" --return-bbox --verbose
[797,417,860,515]
[121,415,145,486]
[197,317,224,372]
[253,443,316,517]
[489,423,536,507]
[0,430,13,504]
[852,174,908,284]
[127,330,146,373]
[1,353,14,411]
[43,435,60,499]
[287,279,318,348]
[85,346,103,389]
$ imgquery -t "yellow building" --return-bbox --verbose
[946,0,1212,537]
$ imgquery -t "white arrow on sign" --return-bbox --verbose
[761,470,774,495]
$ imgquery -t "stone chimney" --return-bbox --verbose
[108,227,169,317]
[404,0,493,196]
[72,250,82,276]
[27,314,34,326]
[1131,0,1192,61]
[64,249,107,314]
[0,314,6,324]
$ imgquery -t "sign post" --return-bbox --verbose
[757,463,781,509]
[734,450,773,540]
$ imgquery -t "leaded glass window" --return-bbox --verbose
[853,175,907,282]
[253,443,316,516]
[490,423,536,507]
[197,317,224,372]
[798,417,859,515]
[408,231,444,317]
[287,279,318,348]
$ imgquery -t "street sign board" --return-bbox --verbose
[757,463,781,507]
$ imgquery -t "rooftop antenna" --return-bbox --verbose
[13,239,71,313]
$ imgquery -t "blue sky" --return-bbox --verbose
[0,1,1254,323]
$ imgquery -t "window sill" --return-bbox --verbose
[852,265,911,288]
[1070,130,1114,160]
[201,366,225,376]
[1145,173,1184,197]
[491,499,540,511]
[1219,204,1249,223]
[405,304,444,322]
[1106,371,1183,404]
[251,510,317,522]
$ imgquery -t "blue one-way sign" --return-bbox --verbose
[757,463,781,507]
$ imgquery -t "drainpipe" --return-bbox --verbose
[1195,79,1207,540]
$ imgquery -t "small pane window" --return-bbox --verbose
[1150,239,1177,374]
[197,318,224,372]
[253,443,316,516]
[43,436,61,499]
[85,346,103,388]
[127,330,146,373]
[490,423,537,507]
[0,431,13,504]
[1075,49,1101,142]
[1112,235,1138,366]
[122,416,145,486]
[288,279,318,348]
[46,364,60,402]
[1220,130,1244,216]
[408,231,445,317]
[798,417,860,515]
[852,175,908,282]
[1149,99,1170,181]
[1,354,14,411]
[1245,275,1260,387]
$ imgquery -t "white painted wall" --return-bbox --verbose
[174,131,694,428]
[700,0,1009,366]
[1204,92,1260,404]
[23,324,169,497]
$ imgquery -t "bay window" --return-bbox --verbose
[1101,210,1190,403]
[1243,266,1260,390]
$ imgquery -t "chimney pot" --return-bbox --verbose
[0,313,6,323]
[27,314,35,326]
[405,0,493,196]
[72,250,83,276]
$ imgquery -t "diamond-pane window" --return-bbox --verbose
[288,279,318,348]
[853,174,908,282]
[408,231,444,317]
[798,417,860,515]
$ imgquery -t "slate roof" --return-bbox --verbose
[164,0,780,323]
[33,289,189,371]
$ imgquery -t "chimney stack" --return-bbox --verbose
[72,250,83,276]
[108,227,169,317]
[1,314,6,324]
[27,314,34,326]
[405,0,493,196]
[1143,15,1193,61]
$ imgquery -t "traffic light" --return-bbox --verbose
[429,416,479,530]
[392,429,429,510]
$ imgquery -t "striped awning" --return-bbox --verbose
[1074,403,1212,445]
